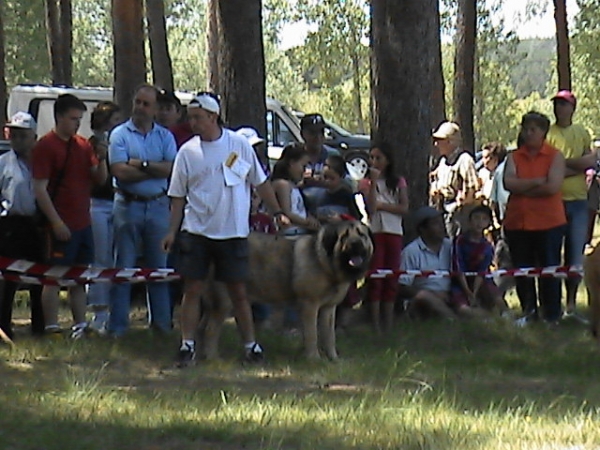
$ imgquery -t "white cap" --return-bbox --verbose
[236,127,265,146]
[6,111,37,132]
[188,93,220,114]
[432,121,460,140]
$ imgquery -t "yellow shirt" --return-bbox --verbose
[546,123,591,201]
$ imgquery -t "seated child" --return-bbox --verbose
[271,143,320,236]
[316,154,363,222]
[450,205,510,318]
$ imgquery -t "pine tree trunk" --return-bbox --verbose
[59,0,72,85]
[146,0,174,91]
[371,0,444,213]
[0,4,7,125]
[207,0,220,93]
[453,0,476,153]
[45,0,64,84]
[215,0,267,162]
[351,53,365,134]
[554,0,571,91]
[112,0,146,117]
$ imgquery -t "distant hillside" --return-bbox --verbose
[510,38,554,98]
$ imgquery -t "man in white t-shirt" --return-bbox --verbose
[162,92,289,367]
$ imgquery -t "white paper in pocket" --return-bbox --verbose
[223,157,251,186]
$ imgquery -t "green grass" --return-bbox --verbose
[2,285,600,450]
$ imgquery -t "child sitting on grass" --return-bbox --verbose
[450,205,510,319]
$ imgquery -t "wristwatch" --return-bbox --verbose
[141,160,149,170]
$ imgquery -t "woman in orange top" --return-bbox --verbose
[503,111,566,324]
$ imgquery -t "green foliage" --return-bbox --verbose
[4,0,50,86]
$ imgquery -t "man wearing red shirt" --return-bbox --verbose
[32,94,107,339]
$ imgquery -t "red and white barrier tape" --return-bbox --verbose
[368,266,584,279]
[0,256,585,286]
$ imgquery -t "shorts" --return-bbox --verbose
[449,279,501,310]
[47,226,94,266]
[177,232,249,283]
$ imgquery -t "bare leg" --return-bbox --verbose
[42,286,61,327]
[180,279,204,340]
[382,302,395,334]
[370,300,382,335]
[413,290,457,320]
[69,285,88,325]
[226,282,255,344]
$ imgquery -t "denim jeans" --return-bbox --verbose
[562,200,588,289]
[88,198,114,308]
[108,195,171,335]
[505,225,565,322]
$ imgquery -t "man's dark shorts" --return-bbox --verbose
[177,232,249,283]
[47,226,94,266]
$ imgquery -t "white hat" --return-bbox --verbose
[236,127,265,146]
[6,111,37,132]
[188,93,220,114]
[432,121,460,140]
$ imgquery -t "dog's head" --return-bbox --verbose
[320,220,374,280]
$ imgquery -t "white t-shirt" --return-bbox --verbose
[168,129,267,239]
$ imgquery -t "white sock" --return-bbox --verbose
[73,322,88,330]
[181,339,195,351]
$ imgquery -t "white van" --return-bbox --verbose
[7,84,301,144]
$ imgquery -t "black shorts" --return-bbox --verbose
[177,232,249,283]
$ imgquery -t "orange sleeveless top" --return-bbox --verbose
[503,142,566,231]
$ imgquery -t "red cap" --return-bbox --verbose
[552,90,577,107]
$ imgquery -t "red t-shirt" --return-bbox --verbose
[169,122,194,149]
[32,131,98,231]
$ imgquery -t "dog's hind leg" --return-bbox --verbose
[300,302,321,360]
[318,304,338,361]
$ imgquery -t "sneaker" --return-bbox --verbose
[70,323,89,340]
[244,343,265,364]
[562,310,590,325]
[177,344,196,368]
[89,311,109,335]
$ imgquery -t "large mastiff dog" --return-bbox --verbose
[585,244,600,342]
[200,220,374,360]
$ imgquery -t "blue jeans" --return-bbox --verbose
[562,200,588,294]
[108,195,171,335]
[88,198,114,308]
[505,225,565,322]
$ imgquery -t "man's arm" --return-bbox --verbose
[110,162,152,183]
[255,181,291,227]
[162,196,185,253]
[91,159,108,186]
[127,159,173,179]
[33,179,70,241]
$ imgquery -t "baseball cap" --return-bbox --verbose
[551,90,577,107]
[432,121,460,140]
[6,111,37,132]
[300,113,326,131]
[188,92,220,114]
[157,90,182,109]
[412,206,443,228]
[235,127,265,146]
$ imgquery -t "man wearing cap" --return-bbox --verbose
[157,90,183,129]
[108,84,177,337]
[32,94,108,339]
[0,112,45,339]
[546,90,595,319]
[397,206,456,320]
[430,121,479,237]
[162,92,289,366]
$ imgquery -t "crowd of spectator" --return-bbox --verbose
[0,85,598,364]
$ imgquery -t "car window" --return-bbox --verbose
[267,109,297,146]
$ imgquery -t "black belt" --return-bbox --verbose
[117,189,166,202]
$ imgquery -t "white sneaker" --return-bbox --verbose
[70,322,89,340]
[89,311,109,335]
